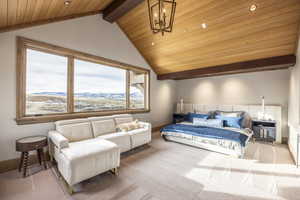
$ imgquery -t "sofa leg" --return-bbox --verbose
[111,167,119,176]
[61,177,74,195]
[66,184,74,195]
[57,169,73,195]
[50,154,54,163]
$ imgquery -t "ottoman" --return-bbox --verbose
[56,138,120,188]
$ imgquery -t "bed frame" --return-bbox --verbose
[162,131,252,158]
[160,103,282,158]
[176,103,283,143]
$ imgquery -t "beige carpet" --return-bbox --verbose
[1,133,300,200]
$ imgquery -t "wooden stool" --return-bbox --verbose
[16,136,48,177]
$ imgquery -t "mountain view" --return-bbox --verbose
[26,92,144,115]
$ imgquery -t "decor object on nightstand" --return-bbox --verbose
[260,96,265,120]
[258,96,268,120]
[16,135,48,177]
[252,119,276,144]
[180,98,184,113]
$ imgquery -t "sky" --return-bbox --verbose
[26,49,128,94]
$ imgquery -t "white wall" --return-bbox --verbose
[289,38,300,126]
[176,70,291,138]
[0,15,176,161]
[288,31,300,163]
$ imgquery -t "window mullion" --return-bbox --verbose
[144,73,148,110]
[67,56,74,113]
[126,70,130,110]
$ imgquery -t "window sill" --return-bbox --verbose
[15,109,150,125]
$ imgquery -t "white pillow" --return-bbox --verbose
[192,118,206,124]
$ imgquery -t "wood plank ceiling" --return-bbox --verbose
[0,0,113,32]
[117,0,300,75]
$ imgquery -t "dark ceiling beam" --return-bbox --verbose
[103,0,144,23]
[157,55,296,80]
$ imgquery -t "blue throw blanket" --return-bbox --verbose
[161,124,249,147]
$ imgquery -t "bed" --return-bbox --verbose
[160,112,253,158]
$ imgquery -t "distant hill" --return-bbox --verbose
[32,92,143,98]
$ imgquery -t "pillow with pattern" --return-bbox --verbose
[116,120,142,132]
[215,115,243,129]
[193,118,223,128]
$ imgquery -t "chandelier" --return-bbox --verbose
[147,0,176,36]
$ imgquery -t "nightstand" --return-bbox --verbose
[252,119,276,144]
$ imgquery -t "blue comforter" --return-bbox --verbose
[161,124,249,146]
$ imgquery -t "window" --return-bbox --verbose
[74,59,126,112]
[26,49,68,115]
[129,71,147,109]
[16,37,150,124]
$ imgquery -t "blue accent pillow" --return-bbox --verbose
[193,118,223,128]
[186,113,209,122]
[215,115,243,129]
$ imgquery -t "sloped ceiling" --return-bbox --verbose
[117,0,300,75]
[0,0,113,32]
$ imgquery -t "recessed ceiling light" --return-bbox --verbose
[201,23,207,29]
[151,42,155,46]
[250,4,257,12]
[64,0,71,6]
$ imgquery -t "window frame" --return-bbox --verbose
[16,37,150,125]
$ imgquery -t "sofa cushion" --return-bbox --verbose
[114,114,133,125]
[55,118,89,126]
[89,116,116,137]
[60,138,120,185]
[61,138,119,162]
[98,132,131,153]
[56,119,93,142]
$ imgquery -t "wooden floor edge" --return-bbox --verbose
[0,124,170,174]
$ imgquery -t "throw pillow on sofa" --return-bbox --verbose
[117,120,142,132]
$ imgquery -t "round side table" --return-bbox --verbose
[16,135,48,177]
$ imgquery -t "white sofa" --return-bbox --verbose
[48,114,151,191]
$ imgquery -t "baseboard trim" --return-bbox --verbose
[152,123,169,133]
[0,152,50,174]
[282,137,288,144]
